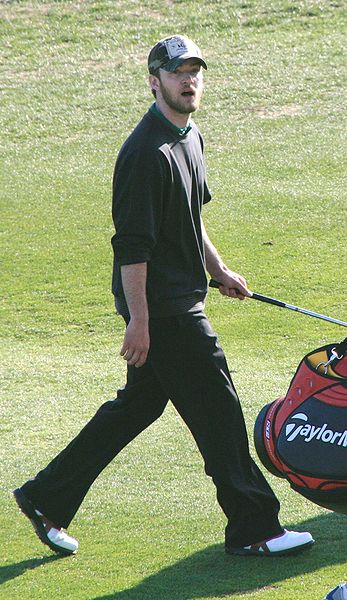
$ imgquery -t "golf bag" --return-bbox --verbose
[254,338,347,514]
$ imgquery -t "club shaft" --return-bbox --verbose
[209,280,347,327]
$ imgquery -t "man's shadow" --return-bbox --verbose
[2,513,346,598]
[0,555,62,585]
[94,513,346,600]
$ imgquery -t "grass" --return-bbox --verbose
[1,1,346,598]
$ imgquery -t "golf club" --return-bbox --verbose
[209,279,347,328]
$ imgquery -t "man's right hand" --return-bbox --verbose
[120,317,150,368]
[120,262,149,368]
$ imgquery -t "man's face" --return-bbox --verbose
[153,59,204,115]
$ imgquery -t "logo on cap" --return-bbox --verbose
[165,37,192,60]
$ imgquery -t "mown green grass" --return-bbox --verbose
[1,1,346,598]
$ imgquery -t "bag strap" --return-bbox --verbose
[335,338,347,356]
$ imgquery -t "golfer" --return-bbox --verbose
[14,35,314,558]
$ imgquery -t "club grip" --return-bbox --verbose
[209,280,286,308]
[209,279,222,289]
[251,292,286,308]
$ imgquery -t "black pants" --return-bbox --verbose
[22,312,283,547]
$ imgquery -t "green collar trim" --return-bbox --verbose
[150,103,192,137]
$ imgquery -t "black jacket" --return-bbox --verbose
[111,107,211,317]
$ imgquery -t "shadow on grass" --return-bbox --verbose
[2,513,345,597]
[92,512,346,600]
[0,554,63,585]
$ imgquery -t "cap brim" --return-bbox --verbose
[163,55,207,72]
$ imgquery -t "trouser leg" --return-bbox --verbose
[21,361,168,528]
[148,312,283,547]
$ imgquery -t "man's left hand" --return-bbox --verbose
[214,271,252,300]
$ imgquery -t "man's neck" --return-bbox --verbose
[155,99,191,128]
[150,104,192,137]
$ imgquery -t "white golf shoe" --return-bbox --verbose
[45,523,79,555]
[226,529,315,556]
[13,487,78,556]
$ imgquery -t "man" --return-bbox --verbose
[13,35,314,558]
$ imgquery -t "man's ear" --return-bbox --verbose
[149,74,160,95]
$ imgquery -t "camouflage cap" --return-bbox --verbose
[148,35,207,74]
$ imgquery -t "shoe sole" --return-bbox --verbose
[13,488,76,556]
[226,540,315,557]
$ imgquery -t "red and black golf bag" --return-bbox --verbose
[254,338,347,514]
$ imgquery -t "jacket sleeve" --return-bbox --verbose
[112,146,168,266]
[196,127,212,205]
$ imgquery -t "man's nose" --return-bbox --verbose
[181,71,195,83]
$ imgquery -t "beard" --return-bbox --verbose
[159,80,202,115]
